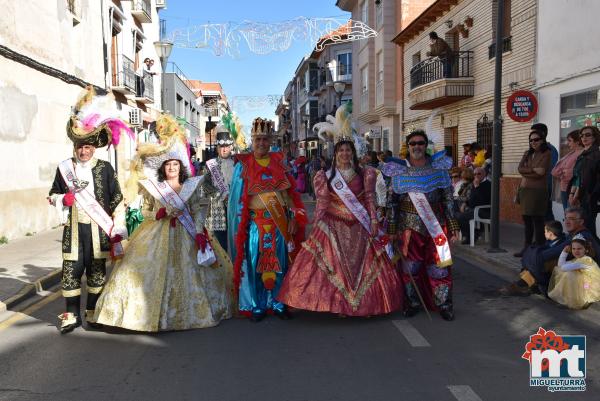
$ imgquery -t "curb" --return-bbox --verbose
[453,245,519,283]
[0,268,61,312]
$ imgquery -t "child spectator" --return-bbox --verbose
[548,235,600,309]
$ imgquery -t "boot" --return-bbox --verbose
[439,305,454,321]
[58,312,82,334]
[85,310,103,329]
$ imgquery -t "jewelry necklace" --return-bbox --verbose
[338,167,356,183]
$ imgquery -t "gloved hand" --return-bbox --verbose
[110,234,123,244]
[155,207,167,220]
[195,233,208,252]
[63,192,75,207]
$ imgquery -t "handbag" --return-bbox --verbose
[197,242,217,267]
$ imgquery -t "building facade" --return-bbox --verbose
[0,0,165,240]
[535,0,600,230]
[336,0,433,154]
[394,0,538,223]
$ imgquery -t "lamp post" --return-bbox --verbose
[333,80,347,108]
[154,40,173,112]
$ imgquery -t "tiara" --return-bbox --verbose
[572,233,586,241]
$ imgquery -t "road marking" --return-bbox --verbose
[447,385,483,401]
[0,291,61,332]
[391,320,431,347]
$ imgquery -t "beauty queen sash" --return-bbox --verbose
[326,169,373,235]
[58,159,123,257]
[206,158,229,196]
[139,179,197,239]
[407,191,452,267]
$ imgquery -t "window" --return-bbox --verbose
[376,0,383,29]
[337,52,352,77]
[383,128,390,151]
[361,66,368,94]
[412,52,421,67]
[376,51,384,105]
[361,1,369,24]
[476,113,494,152]
[559,87,600,157]
[489,0,512,58]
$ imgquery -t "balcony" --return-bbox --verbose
[111,55,136,94]
[408,51,474,110]
[488,36,512,59]
[135,71,154,104]
[131,0,151,23]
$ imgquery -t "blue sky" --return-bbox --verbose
[160,0,349,131]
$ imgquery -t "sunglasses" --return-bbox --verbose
[408,141,427,146]
[529,137,542,143]
[581,132,594,138]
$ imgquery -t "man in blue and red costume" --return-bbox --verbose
[228,118,307,322]
[383,129,460,321]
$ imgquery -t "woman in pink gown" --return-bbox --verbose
[278,141,404,316]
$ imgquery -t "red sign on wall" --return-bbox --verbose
[507,90,538,122]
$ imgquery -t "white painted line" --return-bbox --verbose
[391,320,431,347]
[447,385,483,401]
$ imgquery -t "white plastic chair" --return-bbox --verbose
[469,205,491,247]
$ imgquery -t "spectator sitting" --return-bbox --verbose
[457,167,491,244]
[454,167,474,211]
[460,143,473,168]
[450,167,464,197]
[547,235,600,309]
[500,207,600,296]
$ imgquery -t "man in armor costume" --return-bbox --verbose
[228,118,307,322]
[383,129,460,321]
[47,87,130,333]
[201,125,235,250]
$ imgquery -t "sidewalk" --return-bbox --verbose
[0,228,63,311]
[452,221,524,282]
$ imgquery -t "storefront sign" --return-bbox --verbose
[507,90,538,122]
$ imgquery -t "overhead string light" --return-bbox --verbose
[167,17,377,57]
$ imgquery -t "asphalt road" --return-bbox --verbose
[1,255,598,401]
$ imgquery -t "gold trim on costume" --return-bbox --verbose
[63,207,79,261]
[87,285,104,294]
[62,288,82,297]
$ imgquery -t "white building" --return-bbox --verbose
[0,0,165,240]
[535,0,600,229]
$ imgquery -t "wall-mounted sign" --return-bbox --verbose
[506,90,538,122]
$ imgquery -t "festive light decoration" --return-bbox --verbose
[167,17,377,57]
[229,95,282,112]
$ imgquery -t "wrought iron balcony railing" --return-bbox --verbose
[112,55,136,92]
[409,51,474,90]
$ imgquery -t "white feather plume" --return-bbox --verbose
[425,108,443,152]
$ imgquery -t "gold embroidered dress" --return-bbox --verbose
[94,176,233,331]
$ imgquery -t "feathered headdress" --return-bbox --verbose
[67,86,134,147]
[124,114,192,202]
[312,102,367,157]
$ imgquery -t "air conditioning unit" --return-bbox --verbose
[156,0,167,8]
[129,109,142,127]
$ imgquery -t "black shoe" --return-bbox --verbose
[403,306,419,318]
[275,309,293,320]
[58,313,82,334]
[439,307,454,321]
[85,310,103,329]
[249,312,266,323]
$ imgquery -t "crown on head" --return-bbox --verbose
[572,233,586,242]
[251,117,274,137]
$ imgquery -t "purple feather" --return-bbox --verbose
[106,119,134,146]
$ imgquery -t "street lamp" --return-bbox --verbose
[154,40,173,112]
[333,80,346,108]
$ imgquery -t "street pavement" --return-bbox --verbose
[1,251,599,400]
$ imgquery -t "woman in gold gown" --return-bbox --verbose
[93,115,232,331]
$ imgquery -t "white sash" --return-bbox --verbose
[408,191,452,267]
[139,179,197,239]
[327,169,373,235]
[58,159,123,257]
[206,158,229,196]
